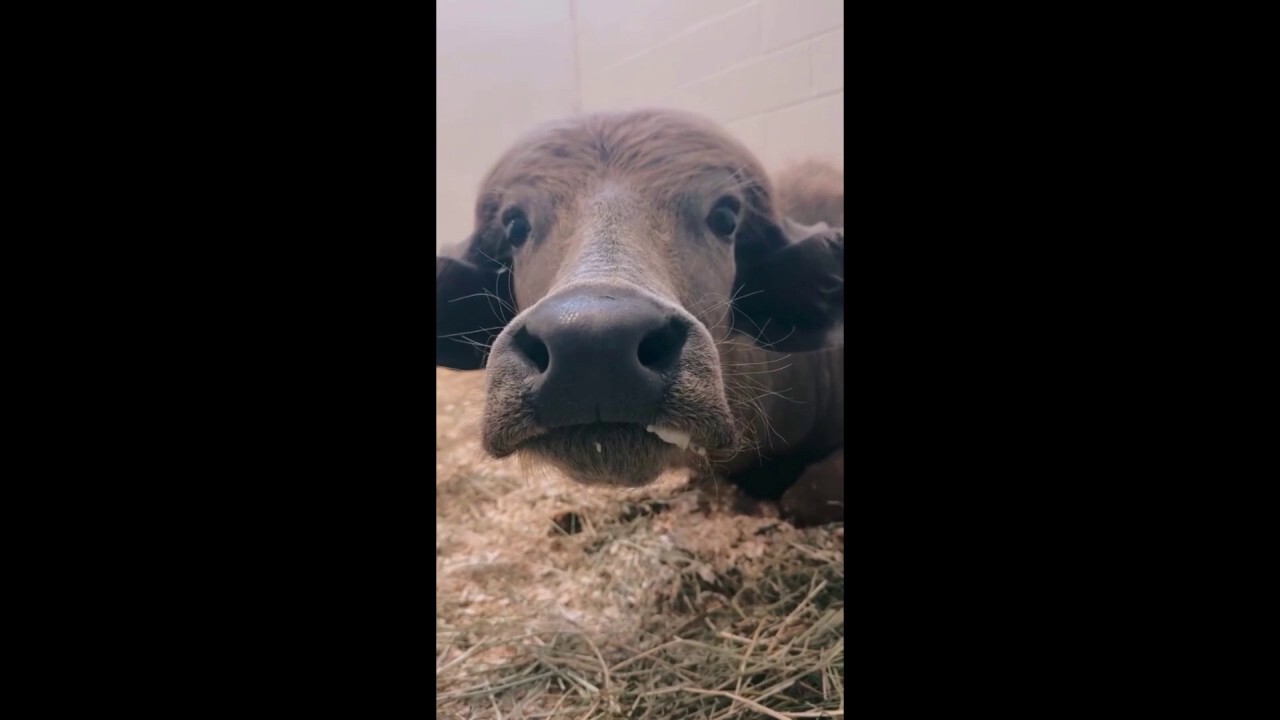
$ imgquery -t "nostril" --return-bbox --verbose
[637,317,689,374]
[512,325,550,373]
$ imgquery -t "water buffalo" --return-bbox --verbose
[437,109,843,526]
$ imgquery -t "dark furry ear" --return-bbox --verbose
[732,217,843,353]
[436,237,515,370]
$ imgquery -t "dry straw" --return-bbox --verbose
[437,368,844,719]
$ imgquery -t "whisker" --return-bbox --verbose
[720,363,793,377]
[720,354,793,368]
[437,325,507,339]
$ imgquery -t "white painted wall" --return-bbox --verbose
[435,0,580,249]
[575,0,843,172]
[436,0,844,249]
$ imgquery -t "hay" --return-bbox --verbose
[437,368,844,719]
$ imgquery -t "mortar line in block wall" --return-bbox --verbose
[766,25,845,56]
[807,32,814,101]
[585,1,764,80]
[725,88,844,128]
[568,0,584,114]
[673,26,844,92]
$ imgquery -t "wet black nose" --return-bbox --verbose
[506,288,690,428]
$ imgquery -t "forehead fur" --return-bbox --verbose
[474,109,777,226]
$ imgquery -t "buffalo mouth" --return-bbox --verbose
[514,422,718,488]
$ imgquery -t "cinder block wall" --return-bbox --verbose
[436,0,843,249]
[575,0,843,173]
[436,0,579,248]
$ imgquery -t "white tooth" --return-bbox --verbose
[595,442,602,453]
[645,424,691,450]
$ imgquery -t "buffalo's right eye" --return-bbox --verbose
[706,197,741,238]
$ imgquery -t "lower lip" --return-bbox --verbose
[521,422,707,456]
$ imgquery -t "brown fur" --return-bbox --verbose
[439,109,843,501]
[774,160,845,227]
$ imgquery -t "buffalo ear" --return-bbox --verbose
[436,238,515,370]
[732,217,843,353]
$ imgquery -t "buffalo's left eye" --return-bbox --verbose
[706,198,741,238]
[504,210,532,247]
